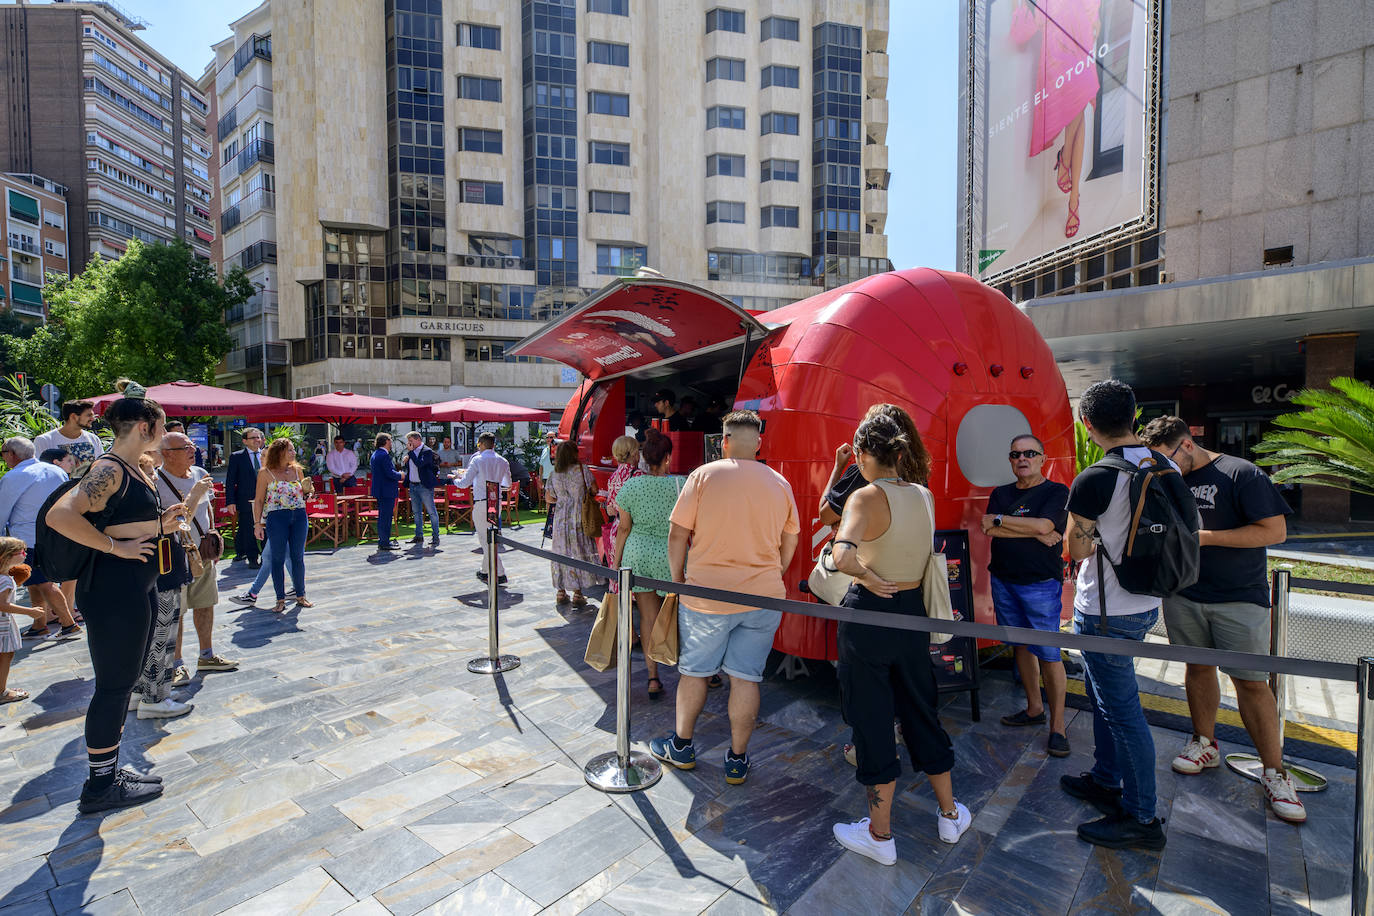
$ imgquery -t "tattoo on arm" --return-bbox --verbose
[78,463,119,509]
[866,784,881,812]
[1071,518,1097,542]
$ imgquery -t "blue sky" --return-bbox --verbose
[126,0,957,270]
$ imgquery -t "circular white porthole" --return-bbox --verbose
[955,404,1033,486]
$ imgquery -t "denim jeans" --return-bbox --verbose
[266,508,307,601]
[248,539,301,597]
[1074,607,1159,823]
[410,484,442,540]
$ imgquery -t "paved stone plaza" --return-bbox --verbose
[0,525,1356,915]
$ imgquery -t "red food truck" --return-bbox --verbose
[510,267,1074,661]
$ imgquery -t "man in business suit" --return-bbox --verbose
[224,428,266,568]
[402,431,443,548]
[370,432,405,551]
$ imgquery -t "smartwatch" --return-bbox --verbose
[993,515,1003,528]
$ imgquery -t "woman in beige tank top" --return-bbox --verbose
[830,409,972,864]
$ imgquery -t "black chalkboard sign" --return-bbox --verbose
[929,529,981,720]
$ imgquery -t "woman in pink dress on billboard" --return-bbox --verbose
[1012,0,1101,239]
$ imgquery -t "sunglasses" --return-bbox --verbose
[1008,449,1043,460]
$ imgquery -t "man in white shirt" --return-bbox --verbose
[33,401,104,470]
[453,432,511,583]
[326,435,359,492]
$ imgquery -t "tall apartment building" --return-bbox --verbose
[209,2,287,397]
[1,172,70,322]
[221,0,889,411]
[0,1,215,271]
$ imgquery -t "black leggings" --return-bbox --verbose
[77,553,159,750]
[838,583,956,785]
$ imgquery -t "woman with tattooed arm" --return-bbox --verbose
[45,380,187,813]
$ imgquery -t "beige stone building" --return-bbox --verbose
[213,0,890,413]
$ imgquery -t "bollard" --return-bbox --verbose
[583,566,662,793]
[1226,568,1326,790]
[467,525,520,674]
[1354,657,1374,915]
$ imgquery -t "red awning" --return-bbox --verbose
[428,397,551,423]
[290,391,431,424]
[89,380,294,420]
[508,277,769,381]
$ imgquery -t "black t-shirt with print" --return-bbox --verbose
[986,480,1070,584]
[1182,453,1291,606]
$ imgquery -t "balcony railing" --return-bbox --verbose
[237,138,273,174]
[11,265,43,284]
[221,204,241,232]
[7,238,39,255]
[217,107,237,142]
[238,240,277,270]
[225,293,277,325]
[226,342,288,371]
[240,188,275,220]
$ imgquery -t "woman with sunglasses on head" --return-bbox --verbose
[46,380,188,813]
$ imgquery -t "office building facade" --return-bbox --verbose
[1,172,70,322]
[0,2,215,270]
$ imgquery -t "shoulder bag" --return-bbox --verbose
[807,540,854,606]
[580,466,603,539]
[918,486,955,644]
[156,468,225,566]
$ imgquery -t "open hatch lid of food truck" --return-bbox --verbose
[507,276,774,381]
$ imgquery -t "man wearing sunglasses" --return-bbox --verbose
[981,434,1071,757]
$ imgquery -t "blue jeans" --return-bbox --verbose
[1074,607,1159,823]
[266,508,307,601]
[410,484,442,540]
[990,574,1064,663]
[248,539,301,597]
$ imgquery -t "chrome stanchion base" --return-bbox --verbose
[467,655,521,674]
[1224,753,1329,792]
[583,750,662,793]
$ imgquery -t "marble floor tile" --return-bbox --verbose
[495,805,648,906]
[218,867,355,916]
[506,785,610,844]
[419,872,539,916]
[334,760,480,829]
[322,827,441,898]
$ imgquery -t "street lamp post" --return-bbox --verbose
[253,279,268,395]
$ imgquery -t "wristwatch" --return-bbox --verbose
[993,515,1003,528]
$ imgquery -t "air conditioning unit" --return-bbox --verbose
[482,257,499,268]
[502,257,522,269]
[463,255,480,267]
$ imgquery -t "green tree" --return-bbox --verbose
[1254,376,1374,496]
[2,239,247,397]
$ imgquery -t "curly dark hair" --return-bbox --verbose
[859,403,930,484]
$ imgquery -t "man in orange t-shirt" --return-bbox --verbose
[650,410,800,786]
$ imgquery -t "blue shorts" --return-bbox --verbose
[990,574,1063,663]
[677,605,782,682]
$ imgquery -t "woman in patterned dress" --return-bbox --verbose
[546,440,601,606]
[602,435,644,582]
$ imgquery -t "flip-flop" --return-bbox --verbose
[0,689,29,704]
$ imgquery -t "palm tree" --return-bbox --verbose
[1253,376,1374,496]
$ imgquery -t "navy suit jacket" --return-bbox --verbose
[370,448,403,499]
[225,448,259,507]
[405,445,440,489]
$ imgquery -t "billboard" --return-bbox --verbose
[967,0,1159,281]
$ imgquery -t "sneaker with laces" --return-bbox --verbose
[229,592,257,606]
[833,818,896,866]
[1262,769,1307,824]
[1060,772,1125,816]
[1172,735,1221,774]
[118,766,161,784]
[197,654,239,672]
[648,734,696,770]
[724,751,750,786]
[170,665,192,688]
[78,777,163,813]
[137,698,193,720]
[937,801,972,844]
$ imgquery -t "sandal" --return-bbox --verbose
[571,593,588,609]
[1055,147,1071,194]
[272,599,287,614]
[647,677,664,701]
[1,688,29,704]
[1065,200,1080,238]
[556,590,569,604]
[294,597,314,608]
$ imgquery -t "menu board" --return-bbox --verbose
[929,529,981,720]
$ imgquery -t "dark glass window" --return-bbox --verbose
[706,200,745,224]
[761,16,799,40]
[761,111,799,135]
[587,40,629,66]
[587,0,628,14]
[706,105,745,130]
[459,180,503,205]
[705,8,745,33]
[459,127,502,153]
[458,76,501,102]
[597,244,646,275]
[761,65,799,89]
[760,158,799,182]
[457,23,500,49]
[706,153,746,177]
[588,190,630,214]
[588,141,630,165]
[761,205,799,228]
[588,91,630,116]
[706,56,745,82]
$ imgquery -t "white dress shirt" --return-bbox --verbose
[326,446,358,477]
[455,449,511,501]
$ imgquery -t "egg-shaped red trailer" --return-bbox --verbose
[512,267,1073,661]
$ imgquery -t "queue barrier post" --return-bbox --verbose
[1354,657,1374,915]
[1225,568,1327,791]
[583,565,662,793]
[467,523,520,674]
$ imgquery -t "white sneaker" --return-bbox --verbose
[127,693,142,711]
[832,818,897,866]
[843,744,857,767]
[137,698,193,720]
[170,665,192,688]
[1172,735,1221,774]
[1262,769,1307,824]
[937,801,972,845]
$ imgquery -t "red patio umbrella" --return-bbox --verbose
[290,391,432,425]
[427,397,551,423]
[88,380,295,420]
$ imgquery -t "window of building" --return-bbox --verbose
[761,16,800,41]
[705,8,745,33]
[706,56,745,82]
[587,40,629,67]
[706,153,746,177]
[457,23,500,49]
[44,239,67,259]
[465,338,520,362]
[706,105,745,130]
[459,127,502,153]
[597,244,646,275]
[589,190,630,214]
[760,158,799,182]
[458,75,501,102]
[761,205,799,228]
[460,180,504,205]
[815,117,861,139]
[588,91,630,116]
[761,65,799,89]
[587,0,628,14]
[43,209,65,230]
[816,23,862,48]
[222,139,239,164]
[588,141,630,165]
[7,190,39,225]
[706,200,745,224]
[761,111,799,135]
[468,235,524,258]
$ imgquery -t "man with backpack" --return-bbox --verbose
[1140,416,1304,824]
[1061,379,1197,851]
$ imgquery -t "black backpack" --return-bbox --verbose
[35,458,130,584]
[1094,450,1200,613]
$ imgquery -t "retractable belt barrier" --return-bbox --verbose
[494,534,1357,683]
